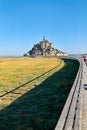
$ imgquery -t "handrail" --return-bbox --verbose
[55,57,83,130]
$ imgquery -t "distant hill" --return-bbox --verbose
[24,37,68,57]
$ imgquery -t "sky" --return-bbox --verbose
[0,0,87,56]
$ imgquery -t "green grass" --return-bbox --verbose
[0,58,79,130]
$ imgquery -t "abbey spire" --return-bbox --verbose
[43,36,45,42]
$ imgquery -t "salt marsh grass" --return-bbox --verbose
[0,57,79,130]
[0,57,64,103]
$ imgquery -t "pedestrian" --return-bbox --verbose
[83,56,87,66]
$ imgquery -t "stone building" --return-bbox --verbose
[40,36,52,49]
[24,37,68,57]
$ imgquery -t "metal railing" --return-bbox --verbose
[55,57,83,130]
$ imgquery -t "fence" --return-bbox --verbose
[55,57,83,130]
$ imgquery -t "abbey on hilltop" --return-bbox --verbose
[24,37,68,57]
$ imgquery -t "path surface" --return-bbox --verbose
[81,62,87,130]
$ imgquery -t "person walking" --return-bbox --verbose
[83,56,87,66]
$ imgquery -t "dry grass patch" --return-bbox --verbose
[0,57,64,109]
[0,57,62,94]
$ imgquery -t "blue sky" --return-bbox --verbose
[0,0,87,56]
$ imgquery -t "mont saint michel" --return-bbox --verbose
[24,37,67,57]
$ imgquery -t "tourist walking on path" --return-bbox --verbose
[83,56,87,66]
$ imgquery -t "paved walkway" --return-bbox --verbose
[81,62,87,130]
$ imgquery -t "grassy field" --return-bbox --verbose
[0,57,63,95]
[0,57,79,130]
